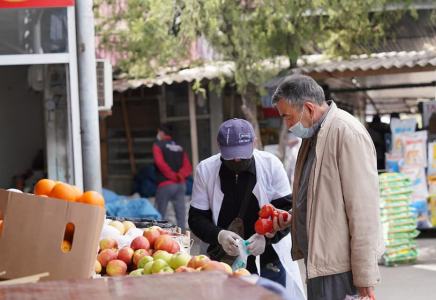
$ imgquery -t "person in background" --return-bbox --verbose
[270,74,384,300]
[367,115,388,170]
[188,118,305,299]
[153,124,192,233]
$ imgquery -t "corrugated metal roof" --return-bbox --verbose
[264,49,436,90]
[113,62,235,92]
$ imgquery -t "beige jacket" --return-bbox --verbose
[291,102,385,287]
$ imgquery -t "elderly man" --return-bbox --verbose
[269,74,384,300]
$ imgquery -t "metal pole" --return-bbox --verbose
[188,83,199,176]
[75,0,102,192]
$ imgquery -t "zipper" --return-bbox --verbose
[235,174,238,184]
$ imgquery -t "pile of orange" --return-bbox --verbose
[33,179,105,207]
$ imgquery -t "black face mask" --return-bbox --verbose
[222,157,254,173]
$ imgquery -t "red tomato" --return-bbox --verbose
[270,210,279,220]
[254,219,273,235]
[258,204,274,219]
[279,212,289,222]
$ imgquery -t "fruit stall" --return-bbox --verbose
[0,180,277,299]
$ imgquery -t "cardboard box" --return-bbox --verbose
[0,189,105,281]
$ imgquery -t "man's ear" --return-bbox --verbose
[254,137,258,148]
[216,141,220,149]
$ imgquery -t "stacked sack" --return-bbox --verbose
[379,173,419,266]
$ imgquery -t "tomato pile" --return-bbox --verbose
[254,204,289,235]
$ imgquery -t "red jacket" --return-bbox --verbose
[153,136,192,188]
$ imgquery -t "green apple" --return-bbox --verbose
[137,256,154,269]
[158,267,174,274]
[151,259,169,274]
[129,269,144,276]
[169,251,192,270]
[143,261,154,275]
[153,250,173,264]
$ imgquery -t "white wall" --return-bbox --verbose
[0,65,45,189]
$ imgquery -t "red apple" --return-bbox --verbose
[143,228,161,248]
[154,235,174,253]
[133,249,150,266]
[174,266,197,273]
[99,238,118,252]
[170,240,180,254]
[187,255,211,269]
[130,236,150,251]
[106,259,127,276]
[117,246,134,265]
[97,249,118,268]
[201,261,226,272]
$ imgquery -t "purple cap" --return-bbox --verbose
[217,118,255,160]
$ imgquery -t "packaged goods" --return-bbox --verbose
[398,165,428,199]
[390,118,416,154]
[385,153,403,173]
[428,175,436,196]
[380,206,411,215]
[385,230,420,240]
[378,172,409,183]
[380,200,411,209]
[380,211,415,222]
[409,200,431,228]
[380,186,413,197]
[383,248,418,266]
[383,223,417,233]
[384,238,417,248]
[379,178,412,190]
[402,131,428,167]
[428,142,436,175]
[382,218,418,228]
[431,195,436,227]
[380,194,411,202]
[384,243,417,255]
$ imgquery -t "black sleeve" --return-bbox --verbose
[264,193,292,246]
[188,205,223,245]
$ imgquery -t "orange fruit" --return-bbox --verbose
[79,191,105,207]
[62,240,71,252]
[72,185,83,202]
[34,179,56,196]
[0,220,3,237]
[49,183,76,202]
[64,222,75,242]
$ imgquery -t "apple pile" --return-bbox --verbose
[95,226,251,277]
[107,220,137,236]
[255,204,290,235]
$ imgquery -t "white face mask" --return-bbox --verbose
[289,107,315,139]
[156,133,162,141]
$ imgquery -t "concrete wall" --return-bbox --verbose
[0,65,45,189]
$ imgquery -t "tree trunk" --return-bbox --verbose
[240,89,263,150]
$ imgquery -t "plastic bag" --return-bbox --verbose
[232,239,249,272]
[399,165,428,199]
[385,238,416,248]
[385,229,420,240]
[380,194,411,203]
[385,153,403,173]
[383,248,418,266]
[380,200,411,209]
[380,206,411,216]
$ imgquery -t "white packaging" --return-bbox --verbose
[390,118,416,154]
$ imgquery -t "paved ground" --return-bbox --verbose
[161,198,435,299]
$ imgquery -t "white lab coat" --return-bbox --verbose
[191,149,306,299]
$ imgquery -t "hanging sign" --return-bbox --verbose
[0,0,74,9]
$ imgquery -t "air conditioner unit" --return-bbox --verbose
[96,59,113,111]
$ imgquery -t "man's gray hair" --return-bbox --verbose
[271,74,326,111]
